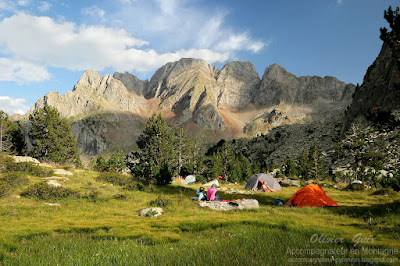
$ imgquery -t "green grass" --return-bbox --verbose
[0,166,400,265]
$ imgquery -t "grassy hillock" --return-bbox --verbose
[0,155,399,264]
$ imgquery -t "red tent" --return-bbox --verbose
[284,184,339,207]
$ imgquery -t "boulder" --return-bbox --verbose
[47,180,62,187]
[203,179,219,187]
[54,169,74,176]
[138,207,163,218]
[11,156,40,164]
[199,199,259,211]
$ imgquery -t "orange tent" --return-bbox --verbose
[284,184,339,207]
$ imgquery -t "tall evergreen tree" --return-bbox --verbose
[0,110,25,154]
[380,6,400,55]
[127,114,198,184]
[28,106,79,163]
[0,111,13,152]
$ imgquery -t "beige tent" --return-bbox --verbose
[245,173,282,191]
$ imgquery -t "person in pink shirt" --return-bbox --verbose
[207,183,217,201]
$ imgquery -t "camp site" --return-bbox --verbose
[1,2,400,265]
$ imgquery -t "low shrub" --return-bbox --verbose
[0,182,10,197]
[0,172,29,187]
[379,174,400,191]
[347,183,365,191]
[2,160,53,177]
[148,195,171,207]
[96,172,131,186]
[82,191,101,202]
[21,182,80,200]
[371,188,397,196]
[196,175,206,184]
[124,182,145,191]
[113,194,128,201]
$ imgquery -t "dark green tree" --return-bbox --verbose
[127,114,197,184]
[95,155,108,172]
[297,151,309,179]
[28,106,79,163]
[156,161,173,185]
[0,111,14,153]
[0,110,25,154]
[239,153,253,180]
[107,149,126,173]
[380,6,400,55]
[283,157,298,177]
[308,143,324,180]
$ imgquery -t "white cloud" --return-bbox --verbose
[0,96,30,115]
[17,0,31,7]
[38,1,51,12]
[0,0,13,10]
[112,1,267,55]
[117,0,137,4]
[82,6,105,18]
[0,13,229,81]
[0,58,50,83]
[155,0,178,16]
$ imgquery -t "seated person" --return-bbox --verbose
[196,187,207,201]
[207,184,218,201]
[262,182,276,193]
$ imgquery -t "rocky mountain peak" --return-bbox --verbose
[73,69,102,92]
[262,63,294,81]
[218,61,260,82]
[113,72,148,96]
[145,58,212,98]
[342,43,400,131]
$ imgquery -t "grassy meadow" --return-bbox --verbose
[0,166,400,265]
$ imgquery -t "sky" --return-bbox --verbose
[0,0,399,115]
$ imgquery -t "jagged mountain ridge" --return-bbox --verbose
[343,43,400,131]
[26,58,355,155]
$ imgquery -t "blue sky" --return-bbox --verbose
[0,0,398,115]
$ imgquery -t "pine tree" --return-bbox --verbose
[284,157,297,177]
[0,111,25,155]
[239,153,253,180]
[306,143,324,180]
[0,111,13,152]
[95,155,108,172]
[380,6,400,55]
[28,106,79,163]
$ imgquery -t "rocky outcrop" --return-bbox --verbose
[216,61,260,109]
[30,70,148,119]
[254,64,355,107]
[343,44,400,132]
[113,72,148,96]
[198,199,259,211]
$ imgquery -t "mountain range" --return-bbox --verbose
[25,59,355,156]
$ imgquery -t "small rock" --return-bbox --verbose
[54,169,73,176]
[138,207,163,218]
[47,180,62,187]
[45,203,61,206]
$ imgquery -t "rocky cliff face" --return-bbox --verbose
[343,43,400,132]
[254,64,353,107]
[26,58,354,155]
[31,70,149,119]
